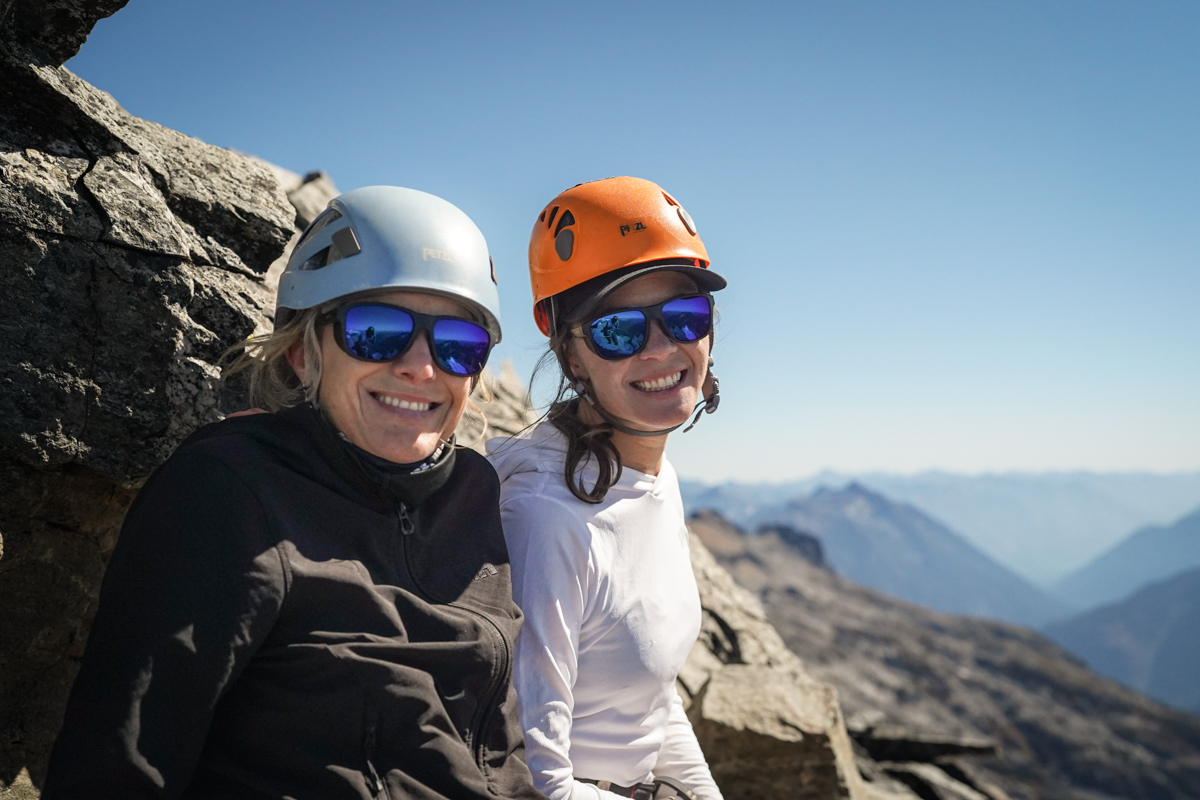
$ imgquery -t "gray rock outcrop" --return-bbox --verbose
[0,0,129,64]
[0,44,295,481]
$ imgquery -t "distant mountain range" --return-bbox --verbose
[1045,566,1200,715]
[1052,505,1200,609]
[739,483,1069,626]
[687,510,1200,800]
[680,471,1200,586]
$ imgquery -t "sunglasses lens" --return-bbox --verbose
[588,310,647,358]
[662,296,712,342]
[432,318,492,376]
[343,304,414,361]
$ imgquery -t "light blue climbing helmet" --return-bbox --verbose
[275,186,501,344]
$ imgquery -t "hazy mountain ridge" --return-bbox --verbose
[1044,566,1200,715]
[705,482,1069,626]
[1053,505,1200,610]
[687,510,1200,800]
[680,471,1200,586]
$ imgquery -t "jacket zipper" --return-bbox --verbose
[366,507,409,800]
[395,505,511,772]
[397,503,415,535]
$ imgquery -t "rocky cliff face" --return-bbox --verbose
[0,0,128,65]
[688,510,1200,800]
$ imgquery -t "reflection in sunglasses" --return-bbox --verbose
[585,296,712,359]
[336,303,492,376]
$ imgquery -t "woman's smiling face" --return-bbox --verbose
[567,271,710,434]
[294,290,474,463]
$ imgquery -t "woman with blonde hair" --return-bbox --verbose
[488,177,725,800]
[44,187,545,800]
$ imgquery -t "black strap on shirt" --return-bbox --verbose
[578,777,699,800]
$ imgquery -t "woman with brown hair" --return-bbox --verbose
[488,177,725,800]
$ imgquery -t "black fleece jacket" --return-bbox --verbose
[43,405,546,800]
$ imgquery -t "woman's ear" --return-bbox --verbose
[564,339,589,383]
[286,340,309,384]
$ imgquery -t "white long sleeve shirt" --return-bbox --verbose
[487,423,722,800]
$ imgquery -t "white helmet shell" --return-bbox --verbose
[275,186,501,343]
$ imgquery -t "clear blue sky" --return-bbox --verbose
[70,0,1200,482]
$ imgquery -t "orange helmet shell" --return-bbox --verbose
[529,177,712,333]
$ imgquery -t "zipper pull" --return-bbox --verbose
[397,504,415,536]
[365,725,386,798]
[365,759,386,798]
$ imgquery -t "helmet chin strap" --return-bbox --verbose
[571,356,721,438]
[682,364,720,433]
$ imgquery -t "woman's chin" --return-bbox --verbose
[360,430,444,464]
[621,393,699,429]
[620,406,696,433]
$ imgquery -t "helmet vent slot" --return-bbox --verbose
[300,246,331,271]
[554,228,574,261]
[546,206,560,229]
[296,207,342,248]
[554,210,575,237]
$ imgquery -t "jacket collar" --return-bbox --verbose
[281,404,456,509]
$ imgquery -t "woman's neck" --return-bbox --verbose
[575,402,668,476]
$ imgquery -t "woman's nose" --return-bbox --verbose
[640,320,676,358]
[391,331,438,380]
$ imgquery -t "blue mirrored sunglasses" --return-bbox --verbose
[581,294,713,360]
[326,303,493,377]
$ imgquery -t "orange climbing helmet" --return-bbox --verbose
[528,176,726,335]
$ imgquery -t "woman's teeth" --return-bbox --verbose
[375,394,431,412]
[633,372,682,392]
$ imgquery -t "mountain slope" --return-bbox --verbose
[687,510,1200,800]
[1044,567,1200,714]
[746,483,1069,626]
[1053,506,1200,609]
